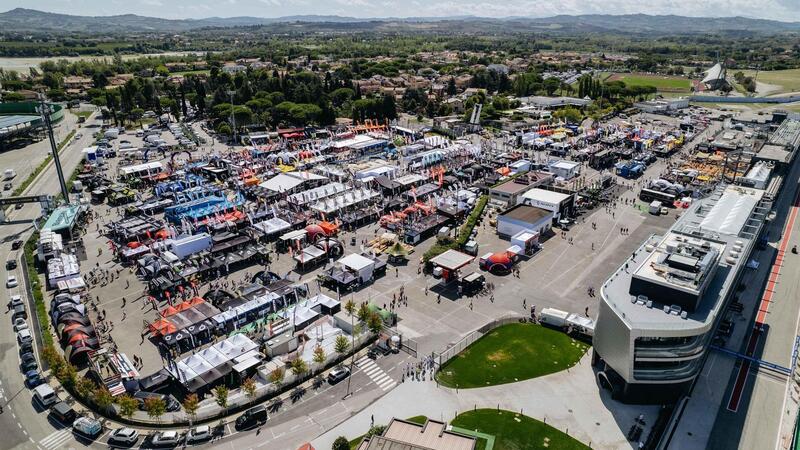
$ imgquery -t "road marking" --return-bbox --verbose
[355,357,396,392]
[39,428,72,450]
[728,184,800,412]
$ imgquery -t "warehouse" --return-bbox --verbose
[496,204,553,238]
[520,188,574,220]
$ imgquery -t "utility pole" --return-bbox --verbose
[227,90,237,146]
[37,94,69,202]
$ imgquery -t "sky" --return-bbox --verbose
[3,0,800,22]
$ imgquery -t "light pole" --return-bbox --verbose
[37,94,69,202]
[227,90,237,146]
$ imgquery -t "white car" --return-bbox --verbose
[17,329,32,345]
[108,427,139,445]
[151,430,180,446]
[13,317,28,332]
[185,425,211,444]
[6,275,18,288]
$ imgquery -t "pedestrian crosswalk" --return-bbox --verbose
[355,356,396,391]
[39,428,73,450]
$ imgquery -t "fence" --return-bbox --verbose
[382,325,419,357]
[689,94,800,104]
[435,315,522,368]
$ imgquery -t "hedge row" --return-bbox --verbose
[23,230,54,349]
[423,194,488,262]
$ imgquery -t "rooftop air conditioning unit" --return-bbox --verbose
[680,311,688,319]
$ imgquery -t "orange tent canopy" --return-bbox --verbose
[189,296,205,306]
[318,221,339,235]
[297,444,315,450]
[496,167,511,176]
[175,301,192,312]
[161,306,180,317]
[148,319,177,336]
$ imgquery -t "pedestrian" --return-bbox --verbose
[523,298,526,309]
[585,306,590,316]
[371,414,374,427]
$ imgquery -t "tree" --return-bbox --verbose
[213,385,229,413]
[117,395,138,421]
[75,377,96,400]
[93,387,114,412]
[367,312,383,334]
[290,358,308,378]
[553,106,583,124]
[357,303,370,322]
[183,393,200,426]
[58,363,78,390]
[344,299,356,316]
[333,436,350,450]
[313,345,326,366]
[334,334,350,354]
[269,367,285,387]
[543,77,561,96]
[242,377,257,406]
[446,77,457,96]
[144,397,167,423]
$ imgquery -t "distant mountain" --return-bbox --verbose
[0,8,798,35]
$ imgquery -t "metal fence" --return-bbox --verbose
[435,315,522,368]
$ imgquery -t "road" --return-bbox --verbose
[0,111,98,450]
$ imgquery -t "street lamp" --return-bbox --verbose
[36,93,69,202]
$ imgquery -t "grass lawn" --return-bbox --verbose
[72,110,93,119]
[172,69,211,76]
[452,409,590,450]
[741,68,800,94]
[607,73,691,92]
[436,323,589,388]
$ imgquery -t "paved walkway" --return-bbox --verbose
[312,354,659,450]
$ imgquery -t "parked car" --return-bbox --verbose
[20,357,37,372]
[19,341,33,355]
[235,405,268,430]
[6,275,18,288]
[108,427,139,446]
[6,259,16,270]
[50,401,77,424]
[134,391,180,412]
[16,329,32,345]
[11,240,23,250]
[327,366,350,385]
[24,369,43,388]
[13,317,28,332]
[150,430,180,447]
[9,294,23,309]
[184,425,211,444]
[73,416,102,439]
[3,182,12,191]
[12,305,27,320]
[33,384,57,407]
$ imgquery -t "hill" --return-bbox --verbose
[0,8,798,35]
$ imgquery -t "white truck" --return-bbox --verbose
[648,200,662,215]
[538,307,595,338]
[3,169,17,180]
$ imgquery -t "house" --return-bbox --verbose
[63,76,93,91]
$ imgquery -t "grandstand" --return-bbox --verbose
[702,62,729,91]
[0,101,64,150]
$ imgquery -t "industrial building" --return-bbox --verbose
[592,185,769,403]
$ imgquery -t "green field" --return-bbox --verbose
[172,69,210,76]
[741,68,800,94]
[451,409,591,450]
[607,73,692,92]
[435,323,589,388]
